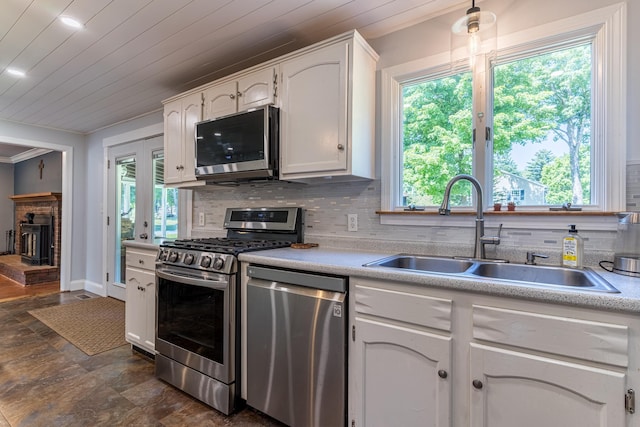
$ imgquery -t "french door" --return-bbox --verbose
[106,136,179,300]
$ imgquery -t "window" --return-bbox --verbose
[402,70,472,207]
[510,190,525,203]
[381,3,626,226]
[152,151,179,240]
[492,44,591,207]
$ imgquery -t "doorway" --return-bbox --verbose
[106,136,179,300]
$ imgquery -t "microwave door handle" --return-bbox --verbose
[156,269,229,290]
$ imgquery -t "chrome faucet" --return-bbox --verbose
[439,174,502,260]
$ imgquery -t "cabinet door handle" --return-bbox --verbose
[229,93,235,99]
[472,380,484,389]
[337,144,344,150]
[438,370,448,379]
[236,91,242,98]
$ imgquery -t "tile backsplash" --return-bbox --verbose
[192,163,640,266]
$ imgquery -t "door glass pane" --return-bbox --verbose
[492,43,592,206]
[401,71,473,207]
[153,151,179,239]
[116,156,136,283]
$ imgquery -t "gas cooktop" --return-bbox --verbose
[164,237,293,255]
[156,207,304,274]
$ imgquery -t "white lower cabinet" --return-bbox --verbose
[470,344,626,427]
[125,248,156,353]
[351,282,453,427]
[353,317,452,427]
[350,277,638,427]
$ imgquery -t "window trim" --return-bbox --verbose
[379,2,626,230]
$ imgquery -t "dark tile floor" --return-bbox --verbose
[0,291,282,427]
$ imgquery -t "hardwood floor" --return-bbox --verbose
[0,290,284,426]
[0,274,59,302]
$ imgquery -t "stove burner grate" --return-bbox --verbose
[167,238,292,254]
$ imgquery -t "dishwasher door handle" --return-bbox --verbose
[247,277,346,302]
[247,265,346,293]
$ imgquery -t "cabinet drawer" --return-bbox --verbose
[125,249,157,271]
[355,285,452,332]
[472,305,629,367]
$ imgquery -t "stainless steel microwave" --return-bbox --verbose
[195,105,279,182]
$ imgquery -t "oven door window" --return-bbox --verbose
[157,277,227,364]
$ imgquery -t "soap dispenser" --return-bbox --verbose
[562,224,584,269]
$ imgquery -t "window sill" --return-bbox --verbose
[377,210,619,231]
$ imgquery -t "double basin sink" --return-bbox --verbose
[363,254,619,293]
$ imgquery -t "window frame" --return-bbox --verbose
[379,3,626,230]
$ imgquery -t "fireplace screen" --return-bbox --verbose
[20,223,51,266]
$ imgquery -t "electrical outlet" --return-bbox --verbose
[198,212,205,226]
[347,214,358,232]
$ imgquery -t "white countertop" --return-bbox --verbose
[239,247,640,314]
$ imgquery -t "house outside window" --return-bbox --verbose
[380,4,626,228]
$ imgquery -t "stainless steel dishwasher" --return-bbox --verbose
[246,265,347,427]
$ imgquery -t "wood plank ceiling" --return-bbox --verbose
[0,0,462,137]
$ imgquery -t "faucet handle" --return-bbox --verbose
[525,252,548,265]
[480,223,503,246]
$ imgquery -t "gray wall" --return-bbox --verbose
[13,151,62,195]
[0,163,14,245]
[84,111,164,287]
[368,0,639,160]
[0,119,86,289]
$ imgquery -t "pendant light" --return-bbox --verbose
[451,0,497,66]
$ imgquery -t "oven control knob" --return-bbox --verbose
[168,251,179,263]
[200,256,212,268]
[213,257,225,270]
[158,250,167,261]
[184,253,195,265]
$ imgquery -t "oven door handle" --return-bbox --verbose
[156,268,229,290]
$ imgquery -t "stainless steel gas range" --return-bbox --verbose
[154,207,304,415]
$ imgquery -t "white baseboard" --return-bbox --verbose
[82,279,107,297]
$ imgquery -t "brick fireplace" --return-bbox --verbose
[9,192,62,267]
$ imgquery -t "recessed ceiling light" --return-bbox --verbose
[59,16,84,29]
[6,68,26,77]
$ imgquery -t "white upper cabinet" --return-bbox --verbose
[162,30,376,185]
[203,66,277,121]
[202,80,237,120]
[279,31,378,181]
[163,92,202,186]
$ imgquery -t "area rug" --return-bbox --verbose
[28,297,127,355]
